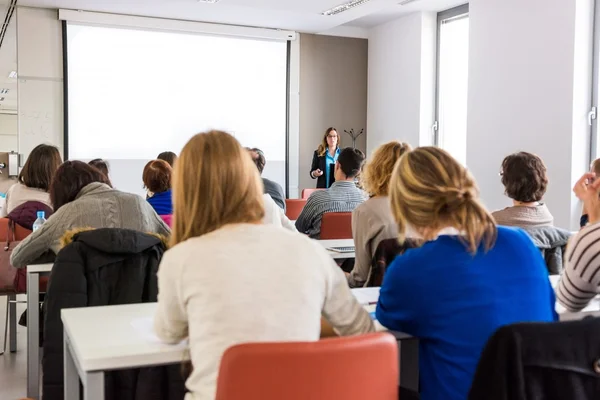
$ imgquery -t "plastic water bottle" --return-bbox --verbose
[33,211,46,232]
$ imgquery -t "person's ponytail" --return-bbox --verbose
[390,146,497,255]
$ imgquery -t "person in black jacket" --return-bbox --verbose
[469,317,600,400]
[310,127,341,189]
[43,228,185,400]
[247,147,286,211]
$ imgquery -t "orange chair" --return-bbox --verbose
[0,218,42,355]
[216,333,398,400]
[285,199,306,220]
[320,212,353,239]
[301,188,324,200]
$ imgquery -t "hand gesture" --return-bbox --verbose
[574,173,600,224]
[313,169,324,177]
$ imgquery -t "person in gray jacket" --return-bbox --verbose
[11,161,169,268]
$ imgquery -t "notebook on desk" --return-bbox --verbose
[327,246,355,253]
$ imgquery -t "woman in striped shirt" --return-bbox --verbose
[557,172,600,311]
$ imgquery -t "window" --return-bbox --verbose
[591,1,600,160]
[435,4,470,165]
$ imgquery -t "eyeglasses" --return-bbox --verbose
[328,134,338,139]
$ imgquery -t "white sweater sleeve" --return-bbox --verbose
[154,251,189,343]
[319,245,375,336]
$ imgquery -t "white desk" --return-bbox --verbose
[318,239,355,259]
[26,263,53,399]
[62,301,416,399]
[62,303,187,400]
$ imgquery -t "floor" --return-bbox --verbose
[0,295,30,400]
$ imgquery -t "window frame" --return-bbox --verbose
[434,3,470,147]
[590,0,600,161]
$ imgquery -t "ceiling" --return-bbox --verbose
[0,0,466,112]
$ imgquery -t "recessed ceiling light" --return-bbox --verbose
[321,0,371,16]
[8,71,17,79]
[0,98,5,102]
[0,89,8,94]
[197,0,220,3]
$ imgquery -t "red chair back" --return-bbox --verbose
[301,188,324,200]
[285,199,306,220]
[0,218,46,294]
[320,212,353,239]
[216,333,398,400]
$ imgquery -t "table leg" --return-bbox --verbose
[9,293,16,352]
[64,335,79,400]
[84,371,105,400]
[27,271,40,399]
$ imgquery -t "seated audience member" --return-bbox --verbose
[557,172,600,311]
[580,158,600,228]
[262,193,297,231]
[492,152,553,228]
[376,147,556,400]
[157,151,177,168]
[88,158,112,186]
[295,147,366,238]
[10,161,170,268]
[144,159,173,227]
[0,144,62,217]
[347,141,411,288]
[247,147,286,211]
[154,130,374,399]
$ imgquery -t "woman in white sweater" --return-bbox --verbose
[154,130,374,400]
[0,144,62,217]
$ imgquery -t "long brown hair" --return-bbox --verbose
[317,127,340,157]
[389,147,497,254]
[50,161,111,211]
[19,144,62,191]
[361,141,412,197]
[171,130,265,247]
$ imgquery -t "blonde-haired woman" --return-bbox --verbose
[347,140,411,287]
[154,130,373,400]
[375,147,556,400]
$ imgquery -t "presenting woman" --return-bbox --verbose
[310,127,340,188]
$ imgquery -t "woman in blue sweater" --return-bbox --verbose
[143,159,173,226]
[376,147,556,400]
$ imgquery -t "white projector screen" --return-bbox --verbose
[66,23,288,196]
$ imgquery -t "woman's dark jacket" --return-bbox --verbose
[43,228,185,400]
[310,150,336,189]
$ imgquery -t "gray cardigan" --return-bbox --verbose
[11,182,170,268]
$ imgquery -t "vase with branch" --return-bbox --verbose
[344,129,365,149]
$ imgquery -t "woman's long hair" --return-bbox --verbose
[361,141,412,197]
[317,127,340,157]
[389,147,497,254]
[171,130,265,247]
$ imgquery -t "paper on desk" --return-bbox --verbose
[131,317,165,344]
[351,287,380,305]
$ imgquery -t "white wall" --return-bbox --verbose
[467,0,592,229]
[367,12,436,155]
[16,7,64,161]
[0,114,18,152]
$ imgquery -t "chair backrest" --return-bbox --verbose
[367,238,421,287]
[301,188,324,200]
[284,199,306,221]
[0,218,32,241]
[216,332,399,400]
[320,212,352,240]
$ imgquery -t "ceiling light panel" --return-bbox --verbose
[0,89,8,94]
[322,0,371,16]
[8,71,17,79]
[197,0,221,3]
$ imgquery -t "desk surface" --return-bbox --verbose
[61,297,405,373]
[27,263,53,273]
[318,239,355,259]
[62,303,187,372]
